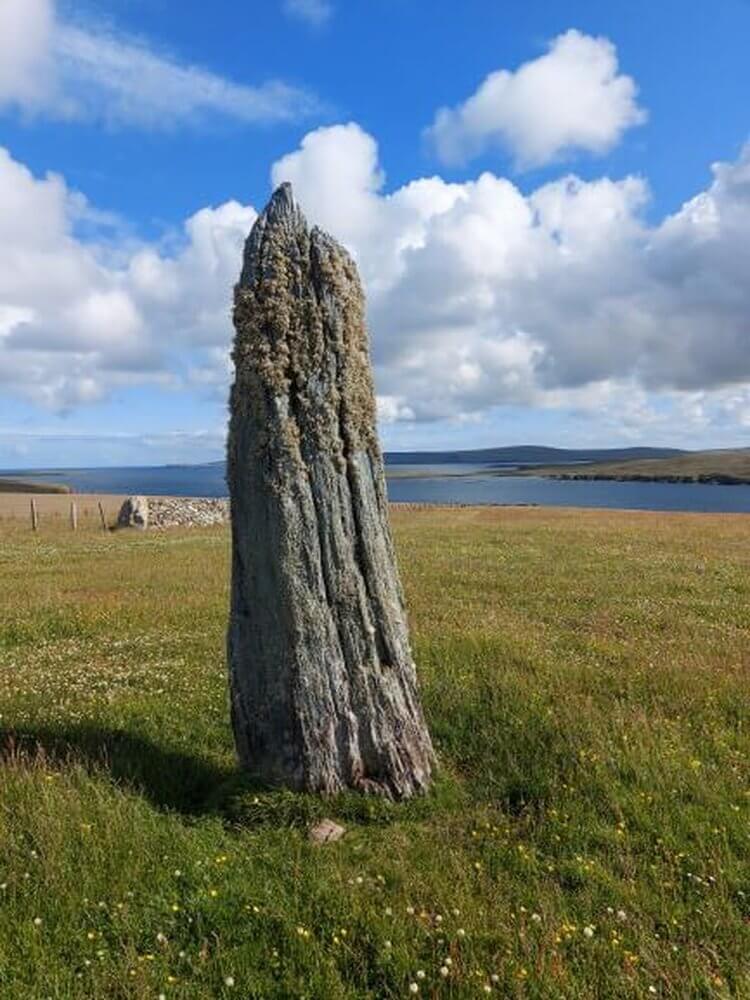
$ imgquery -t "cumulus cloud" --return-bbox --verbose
[283,0,333,27]
[0,0,319,127]
[267,124,750,437]
[0,146,254,410]
[2,122,750,446]
[0,0,55,111]
[426,29,646,169]
[272,123,385,247]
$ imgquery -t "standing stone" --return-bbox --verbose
[117,495,149,529]
[227,183,434,799]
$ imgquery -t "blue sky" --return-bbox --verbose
[1,0,749,467]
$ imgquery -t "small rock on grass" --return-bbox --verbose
[309,819,346,844]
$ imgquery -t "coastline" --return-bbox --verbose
[503,471,750,486]
[2,492,750,528]
[498,449,750,485]
[0,476,71,495]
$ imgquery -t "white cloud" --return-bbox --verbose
[0,428,226,468]
[272,123,384,247]
[283,0,333,27]
[0,146,254,410]
[377,396,415,423]
[2,123,750,447]
[0,0,319,127]
[265,125,750,439]
[0,0,55,111]
[426,29,646,169]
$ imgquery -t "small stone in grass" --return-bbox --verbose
[309,819,346,844]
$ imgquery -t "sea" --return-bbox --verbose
[3,462,750,514]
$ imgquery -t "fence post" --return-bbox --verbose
[30,498,38,532]
[70,501,78,532]
[98,501,108,532]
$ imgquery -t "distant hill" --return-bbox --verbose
[384,445,686,466]
[519,449,750,485]
[0,477,70,494]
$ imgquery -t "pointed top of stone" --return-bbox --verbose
[262,182,306,231]
[267,181,296,217]
[239,182,308,286]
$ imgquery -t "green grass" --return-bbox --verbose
[1,506,749,998]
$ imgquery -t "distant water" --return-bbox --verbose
[3,462,750,513]
[387,471,750,513]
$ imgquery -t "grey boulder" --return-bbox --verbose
[117,495,149,530]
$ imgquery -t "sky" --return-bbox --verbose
[1,0,750,468]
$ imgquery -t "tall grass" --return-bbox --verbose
[1,507,749,997]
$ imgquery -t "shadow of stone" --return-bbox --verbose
[1,724,237,817]
[1,725,460,831]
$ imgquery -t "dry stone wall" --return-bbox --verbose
[114,496,230,529]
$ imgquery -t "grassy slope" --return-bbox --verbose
[1,508,749,999]
[520,450,750,484]
[0,477,70,494]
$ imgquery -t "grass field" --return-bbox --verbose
[1,507,749,998]
[0,492,125,526]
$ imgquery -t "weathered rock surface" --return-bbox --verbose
[117,495,149,529]
[227,183,434,799]
[148,497,229,529]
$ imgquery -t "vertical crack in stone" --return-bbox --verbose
[227,183,434,799]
